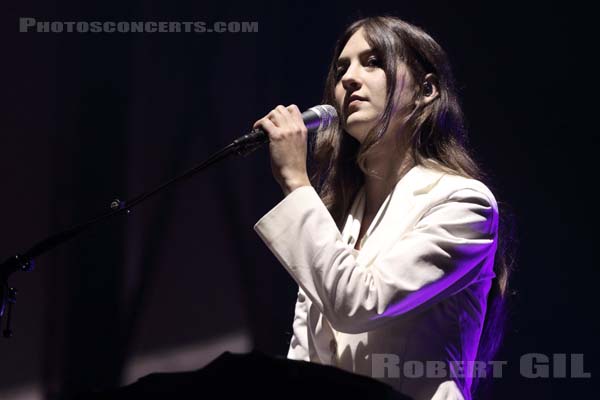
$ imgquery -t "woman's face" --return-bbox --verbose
[334,28,415,144]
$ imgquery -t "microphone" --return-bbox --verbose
[231,105,338,156]
[297,104,339,133]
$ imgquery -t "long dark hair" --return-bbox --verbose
[309,15,517,396]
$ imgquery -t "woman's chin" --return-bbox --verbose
[344,117,375,142]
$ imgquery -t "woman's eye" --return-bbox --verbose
[366,56,380,67]
[334,56,380,81]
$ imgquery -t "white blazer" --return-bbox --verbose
[254,163,499,400]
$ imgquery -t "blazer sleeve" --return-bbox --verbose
[287,287,310,361]
[254,185,498,334]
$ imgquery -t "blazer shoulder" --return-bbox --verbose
[432,172,498,211]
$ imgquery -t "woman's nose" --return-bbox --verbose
[341,65,362,91]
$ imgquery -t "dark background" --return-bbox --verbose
[1,1,595,399]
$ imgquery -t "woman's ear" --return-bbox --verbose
[421,73,439,105]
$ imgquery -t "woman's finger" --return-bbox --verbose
[255,117,279,139]
[253,115,278,130]
[253,104,305,134]
[275,104,303,134]
[286,104,306,131]
[286,104,302,122]
[268,105,291,129]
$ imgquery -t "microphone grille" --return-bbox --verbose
[309,104,338,132]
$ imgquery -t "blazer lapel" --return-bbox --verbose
[342,164,446,268]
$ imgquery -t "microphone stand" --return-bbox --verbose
[0,129,268,338]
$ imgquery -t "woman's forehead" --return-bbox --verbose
[338,29,373,62]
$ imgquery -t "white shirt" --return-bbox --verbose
[254,163,498,400]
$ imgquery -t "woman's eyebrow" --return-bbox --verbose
[336,48,375,66]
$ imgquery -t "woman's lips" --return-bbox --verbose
[349,98,366,106]
[347,99,365,114]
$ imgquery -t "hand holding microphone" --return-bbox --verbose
[250,104,337,196]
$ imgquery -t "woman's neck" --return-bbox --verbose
[362,136,414,218]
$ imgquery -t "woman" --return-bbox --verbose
[252,16,512,400]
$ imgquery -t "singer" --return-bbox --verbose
[253,16,511,400]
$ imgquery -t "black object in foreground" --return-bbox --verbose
[76,350,412,400]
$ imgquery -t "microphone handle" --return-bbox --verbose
[231,128,270,157]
